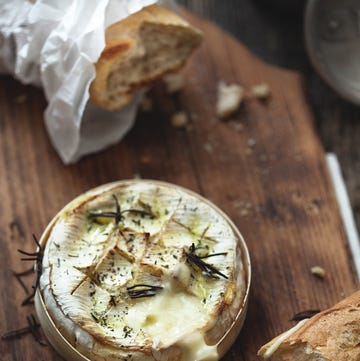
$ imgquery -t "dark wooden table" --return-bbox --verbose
[180,0,360,232]
[1,1,359,360]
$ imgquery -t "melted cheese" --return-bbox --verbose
[125,280,209,347]
[179,332,218,361]
[39,181,246,361]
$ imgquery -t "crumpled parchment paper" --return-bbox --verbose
[0,0,162,164]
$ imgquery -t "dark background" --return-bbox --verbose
[179,0,360,232]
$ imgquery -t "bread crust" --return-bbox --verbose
[90,5,202,111]
[258,290,360,361]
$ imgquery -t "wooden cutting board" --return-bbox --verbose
[0,9,358,361]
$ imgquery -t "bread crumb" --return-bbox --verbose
[203,143,213,154]
[251,83,270,100]
[247,138,256,147]
[311,266,326,278]
[171,111,188,128]
[233,200,244,209]
[140,96,153,112]
[163,73,184,94]
[216,81,244,118]
[240,209,249,216]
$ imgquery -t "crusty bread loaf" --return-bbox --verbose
[258,290,360,361]
[90,4,202,111]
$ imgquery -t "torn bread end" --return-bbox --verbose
[90,5,203,111]
[258,291,360,361]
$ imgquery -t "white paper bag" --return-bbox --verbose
[0,0,162,163]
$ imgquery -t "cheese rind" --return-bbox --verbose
[39,181,248,361]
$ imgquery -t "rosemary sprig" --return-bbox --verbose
[16,234,44,306]
[291,309,321,321]
[127,284,163,299]
[185,243,228,279]
[12,268,33,294]
[88,195,154,226]
[2,314,46,346]
[26,314,47,346]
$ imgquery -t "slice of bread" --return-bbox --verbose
[90,5,202,111]
[258,290,360,361]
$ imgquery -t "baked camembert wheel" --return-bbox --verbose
[37,181,250,361]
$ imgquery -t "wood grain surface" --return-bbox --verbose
[180,0,360,249]
[0,9,359,361]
